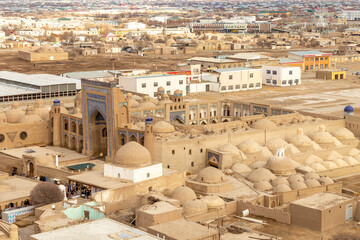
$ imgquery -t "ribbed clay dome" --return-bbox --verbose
[201,195,225,209]
[114,141,151,167]
[322,161,338,169]
[290,181,307,190]
[332,127,355,140]
[304,172,320,180]
[196,167,226,184]
[348,148,360,157]
[333,158,349,167]
[312,125,334,144]
[5,102,25,123]
[304,155,323,165]
[171,186,196,205]
[138,96,156,109]
[288,128,312,147]
[19,106,43,123]
[253,180,273,191]
[251,119,277,130]
[287,174,304,184]
[153,121,175,133]
[238,140,262,154]
[265,138,287,152]
[265,155,295,175]
[310,162,327,171]
[183,199,208,217]
[275,183,291,193]
[246,168,276,182]
[126,93,139,108]
[319,176,334,185]
[305,179,321,188]
[232,163,251,174]
[271,176,290,187]
[34,99,49,121]
[249,161,266,169]
[0,112,7,124]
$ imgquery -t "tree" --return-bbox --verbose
[30,182,64,206]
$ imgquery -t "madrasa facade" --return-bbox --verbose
[0,78,358,174]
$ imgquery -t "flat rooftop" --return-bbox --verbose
[188,57,237,63]
[0,71,81,89]
[213,67,254,73]
[148,219,218,239]
[67,168,178,189]
[291,193,351,210]
[289,50,331,57]
[0,176,38,203]
[0,82,40,97]
[0,146,88,164]
[30,218,158,240]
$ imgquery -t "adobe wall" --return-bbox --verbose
[345,115,360,137]
[18,51,31,61]
[0,122,51,149]
[36,165,73,182]
[321,198,354,232]
[154,119,346,173]
[185,200,237,222]
[18,51,69,62]
[278,182,342,205]
[93,171,186,205]
[290,204,322,231]
[315,164,360,178]
[290,145,355,165]
[0,154,23,174]
[136,208,183,229]
[185,180,233,195]
[237,200,291,224]
[290,197,354,232]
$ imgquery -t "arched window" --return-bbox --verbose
[102,128,107,137]
[71,121,76,133]
[78,124,83,135]
[64,119,69,131]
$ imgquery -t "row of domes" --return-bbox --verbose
[216,127,354,158]
[170,185,225,216]
[1,100,70,124]
[251,172,334,192]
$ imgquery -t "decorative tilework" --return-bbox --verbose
[119,102,128,108]
[170,111,186,124]
[87,93,106,101]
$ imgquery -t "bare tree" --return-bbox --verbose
[30,182,64,206]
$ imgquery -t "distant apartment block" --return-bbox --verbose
[262,66,301,87]
[187,57,244,70]
[118,74,187,98]
[288,51,331,71]
[342,10,360,21]
[202,67,262,93]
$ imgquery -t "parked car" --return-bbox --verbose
[355,71,360,75]
[341,68,348,71]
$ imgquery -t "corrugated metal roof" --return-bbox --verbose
[0,71,81,89]
[289,50,328,56]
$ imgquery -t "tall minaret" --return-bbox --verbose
[50,99,62,147]
[144,115,154,157]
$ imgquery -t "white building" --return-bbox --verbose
[0,31,5,42]
[124,22,146,30]
[202,67,262,93]
[104,142,163,183]
[342,10,360,21]
[119,74,187,98]
[262,66,301,87]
